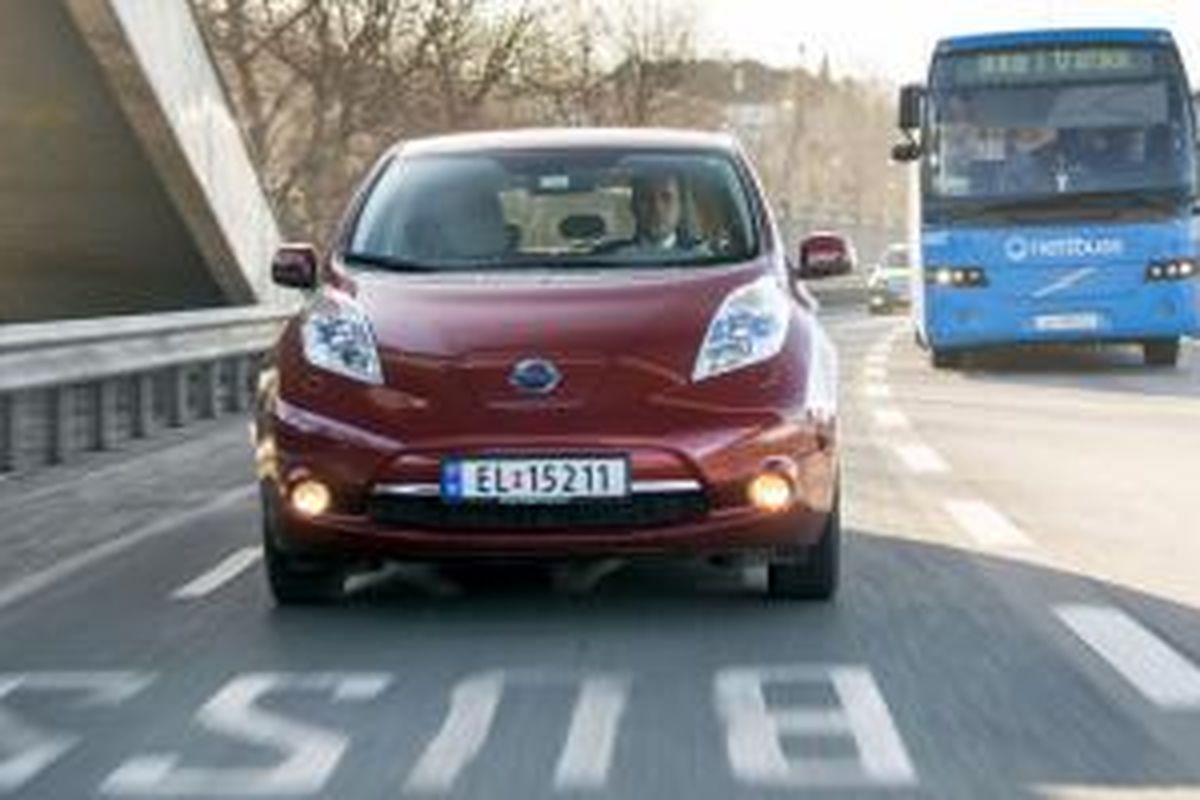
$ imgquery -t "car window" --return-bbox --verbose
[349,149,759,271]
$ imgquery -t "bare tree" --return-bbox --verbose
[195,0,902,250]
[610,0,695,125]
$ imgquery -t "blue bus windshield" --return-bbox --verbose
[926,47,1195,208]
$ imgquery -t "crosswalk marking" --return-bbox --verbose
[943,499,1034,550]
[1056,605,1200,710]
[172,547,262,600]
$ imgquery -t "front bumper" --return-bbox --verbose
[256,401,837,561]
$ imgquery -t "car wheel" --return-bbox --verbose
[1143,338,1179,368]
[261,490,345,606]
[926,347,955,371]
[767,491,840,601]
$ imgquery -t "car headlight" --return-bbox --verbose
[693,276,790,382]
[300,293,384,385]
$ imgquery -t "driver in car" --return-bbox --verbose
[612,171,709,256]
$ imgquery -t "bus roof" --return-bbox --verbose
[936,28,1176,55]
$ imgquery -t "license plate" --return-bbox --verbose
[1033,312,1101,332]
[442,457,629,503]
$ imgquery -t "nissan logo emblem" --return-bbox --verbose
[509,358,562,395]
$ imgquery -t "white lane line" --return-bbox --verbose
[172,546,263,600]
[863,383,892,400]
[862,366,888,383]
[893,443,949,474]
[863,353,888,368]
[942,499,1035,550]
[1056,605,1200,710]
[872,408,910,430]
[0,485,255,614]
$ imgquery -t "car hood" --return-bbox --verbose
[346,264,769,373]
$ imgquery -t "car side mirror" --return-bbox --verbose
[272,244,319,290]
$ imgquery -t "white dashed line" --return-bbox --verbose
[0,486,255,613]
[1056,605,1200,710]
[871,408,910,430]
[862,366,888,383]
[172,546,263,600]
[863,383,892,400]
[942,499,1034,550]
[863,353,888,367]
[893,444,949,474]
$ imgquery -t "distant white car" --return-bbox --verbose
[867,244,913,314]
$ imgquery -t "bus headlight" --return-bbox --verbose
[928,267,988,288]
[1146,259,1197,282]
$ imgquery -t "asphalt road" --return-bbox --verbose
[2,303,1199,799]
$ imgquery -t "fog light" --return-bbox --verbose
[748,472,794,514]
[291,479,331,517]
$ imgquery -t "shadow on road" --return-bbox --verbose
[943,341,1199,400]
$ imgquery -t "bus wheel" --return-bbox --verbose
[1143,339,1180,367]
[931,349,961,369]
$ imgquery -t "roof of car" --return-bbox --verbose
[395,127,741,157]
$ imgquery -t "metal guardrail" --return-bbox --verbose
[0,307,290,475]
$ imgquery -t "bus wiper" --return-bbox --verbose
[340,251,443,272]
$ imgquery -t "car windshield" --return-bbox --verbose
[347,148,759,271]
[883,247,909,268]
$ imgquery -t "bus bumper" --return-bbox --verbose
[924,283,1200,350]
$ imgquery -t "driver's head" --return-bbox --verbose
[631,171,682,244]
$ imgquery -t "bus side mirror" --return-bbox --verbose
[898,84,925,131]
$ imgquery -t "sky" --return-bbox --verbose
[695,0,1200,84]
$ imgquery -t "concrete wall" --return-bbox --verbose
[0,0,281,323]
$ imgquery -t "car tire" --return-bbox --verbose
[261,489,345,606]
[1143,338,1179,367]
[767,491,840,601]
[931,349,955,369]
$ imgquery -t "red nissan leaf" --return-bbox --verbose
[255,129,840,604]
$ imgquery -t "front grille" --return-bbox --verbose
[366,492,709,532]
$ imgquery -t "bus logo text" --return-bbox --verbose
[1004,236,1125,263]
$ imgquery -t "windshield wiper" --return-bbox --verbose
[340,251,443,272]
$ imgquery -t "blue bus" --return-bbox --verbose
[893,29,1199,368]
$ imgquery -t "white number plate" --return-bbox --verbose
[442,457,630,503]
[1033,312,1101,332]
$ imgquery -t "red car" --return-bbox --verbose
[799,232,857,278]
[256,129,840,604]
